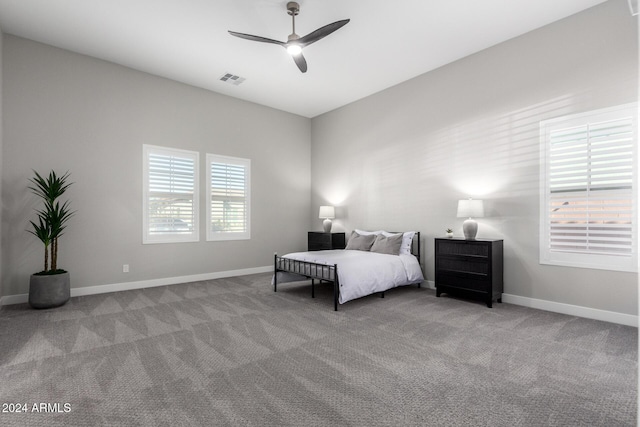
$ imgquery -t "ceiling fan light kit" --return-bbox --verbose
[228,1,349,73]
[286,44,303,56]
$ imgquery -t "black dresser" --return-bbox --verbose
[308,232,346,251]
[435,238,503,308]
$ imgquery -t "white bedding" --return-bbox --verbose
[274,249,424,304]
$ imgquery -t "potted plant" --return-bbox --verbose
[446,228,453,238]
[27,170,74,309]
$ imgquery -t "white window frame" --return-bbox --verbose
[539,103,637,272]
[206,154,251,241]
[143,145,200,244]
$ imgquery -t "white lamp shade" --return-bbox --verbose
[319,206,335,219]
[457,199,484,218]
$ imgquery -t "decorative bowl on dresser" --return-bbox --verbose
[308,232,346,251]
[434,237,503,308]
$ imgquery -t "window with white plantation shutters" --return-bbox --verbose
[206,154,250,241]
[143,145,199,244]
[540,104,637,272]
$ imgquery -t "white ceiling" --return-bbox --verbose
[0,0,608,118]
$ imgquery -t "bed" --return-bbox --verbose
[273,230,423,310]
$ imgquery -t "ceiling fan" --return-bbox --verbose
[228,1,350,73]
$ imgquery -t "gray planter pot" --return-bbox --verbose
[29,272,70,309]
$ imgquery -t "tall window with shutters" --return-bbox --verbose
[143,145,199,244]
[539,103,637,272]
[206,154,251,241]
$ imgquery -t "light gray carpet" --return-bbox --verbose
[0,273,636,426]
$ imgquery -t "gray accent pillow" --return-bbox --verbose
[370,233,403,255]
[345,231,376,251]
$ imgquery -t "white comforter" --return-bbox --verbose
[275,249,424,304]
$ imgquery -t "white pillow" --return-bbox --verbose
[382,231,416,256]
[354,229,383,236]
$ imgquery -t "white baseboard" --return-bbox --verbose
[2,273,636,327]
[502,293,638,327]
[425,280,635,327]
[0,265,273,307]
[0,293,29,306]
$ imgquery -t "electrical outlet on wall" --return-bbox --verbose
[123,264,129,273]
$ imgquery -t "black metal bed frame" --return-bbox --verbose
[273,232,421,311]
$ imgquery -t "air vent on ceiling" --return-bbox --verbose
[220,73,246,86]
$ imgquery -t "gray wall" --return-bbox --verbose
[310,0,638,315]
[2,35,311,297]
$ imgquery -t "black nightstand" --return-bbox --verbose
[308,232,346,251]
[435,238,503,308]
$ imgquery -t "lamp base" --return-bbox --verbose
[323,218,333,233]
[462,218,478,240]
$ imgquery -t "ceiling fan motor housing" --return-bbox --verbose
[287,2,300,16]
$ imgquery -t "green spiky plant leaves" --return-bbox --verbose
[27,170,75,275]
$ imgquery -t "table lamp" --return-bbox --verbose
[457,199,484,240]
[319,206,335,233]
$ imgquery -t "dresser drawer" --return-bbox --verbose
[437,271,489,292]
[437,256,489,275]
[437,240,489,257]
[309,233,331,247]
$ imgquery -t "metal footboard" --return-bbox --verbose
[273,254,340,311]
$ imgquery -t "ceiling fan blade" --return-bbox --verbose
[298,19,350,47]
[292,52,308,73]
[228,31,285,46]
